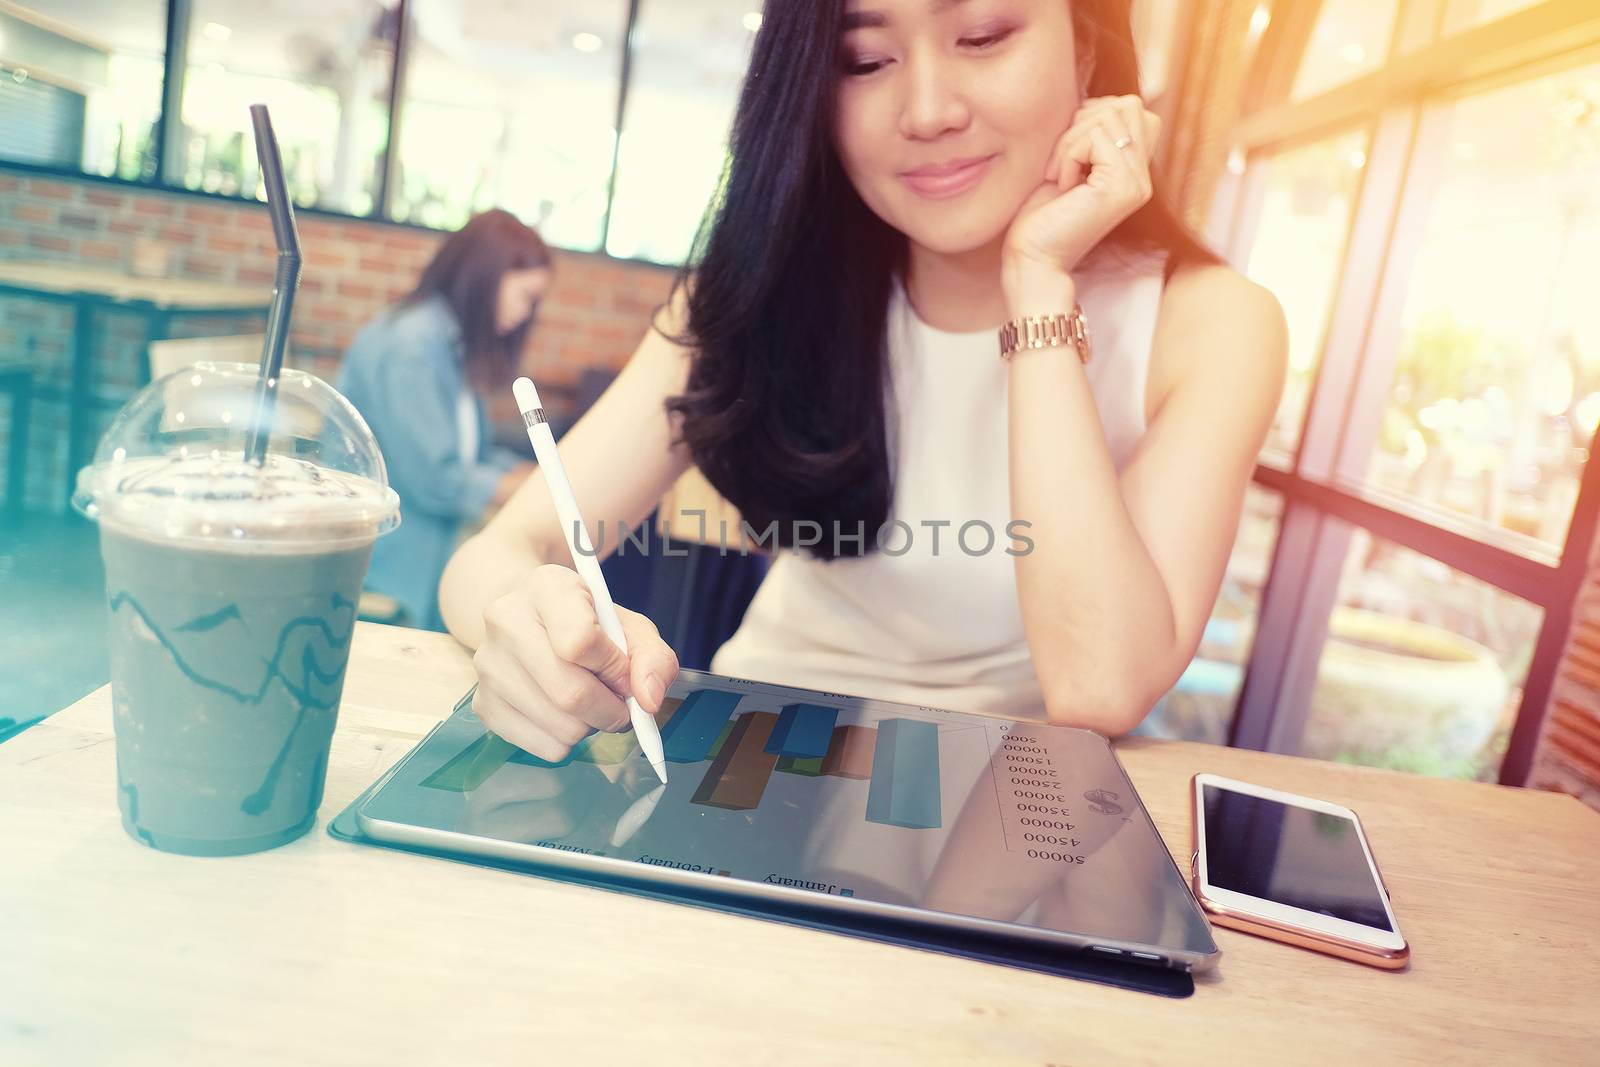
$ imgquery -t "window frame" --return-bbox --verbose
[0,0,675,266]
[0,0,1284,266]
[1218,0,1600,784]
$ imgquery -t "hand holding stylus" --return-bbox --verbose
[470,564,677,768]
[466,380,678,777]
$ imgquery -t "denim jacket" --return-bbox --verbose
[336,295,520,629]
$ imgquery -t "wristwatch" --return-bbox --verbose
[998,307,1092,364]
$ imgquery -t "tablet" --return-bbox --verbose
[356,669,1219,972]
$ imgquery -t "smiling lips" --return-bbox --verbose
[899,154,998,199]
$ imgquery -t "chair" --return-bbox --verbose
[600,511,768,672]
[595,461,767,672]
[656,463,757,552]
[543,364,763,666]
[0,366,34,521]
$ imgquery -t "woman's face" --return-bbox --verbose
[833,0,1082,256]
[497,266,552,335]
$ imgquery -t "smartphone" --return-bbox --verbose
[1190,773,1409,969]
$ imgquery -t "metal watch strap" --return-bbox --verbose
[998,307,1091,363]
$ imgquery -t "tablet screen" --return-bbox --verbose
[358,670,1216,959]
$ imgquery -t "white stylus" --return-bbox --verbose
[512,376,669,785]
[610,784,667,848]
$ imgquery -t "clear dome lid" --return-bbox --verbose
[73,361,400,547]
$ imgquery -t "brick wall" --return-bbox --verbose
[0,170,677,512]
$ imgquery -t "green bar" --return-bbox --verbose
[705,718,738,761]
[420,732,518,792]
[507,746,578,769]
[574,730,639,765]
[775,753,826,776]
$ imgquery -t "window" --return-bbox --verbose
[174,0,397,214]
[0,0,776,266]
[1211,0,1600,786]
[1353,64,1600,549]
[1298,525,1541,779]
[0,1,165,180]
[1290,0,1401,101]
[604,0,758,263]
[390,0,628,248]
[1239,129,1370,460]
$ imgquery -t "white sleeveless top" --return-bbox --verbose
[710,255,1169,720]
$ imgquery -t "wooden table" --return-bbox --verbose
[0,260,267,505]
[3,623,1597,1065]
[0,262,267,310]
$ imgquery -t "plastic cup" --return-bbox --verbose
[73,362,400,856]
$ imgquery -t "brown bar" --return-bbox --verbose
[654,696,684,731]
[820,724,876,780]
[690,711,779,811]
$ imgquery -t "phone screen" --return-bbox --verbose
[1201,785,1392,931]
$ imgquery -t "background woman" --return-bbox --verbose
[438,0,1287,762]
[339,209,550,630]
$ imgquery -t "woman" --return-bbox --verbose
[339,209,550,630]
[439,0,1286,762]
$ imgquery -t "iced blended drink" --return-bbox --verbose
[75,364,399,856]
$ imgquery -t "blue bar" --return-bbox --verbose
[865,718,941,830]
[659,689,741,763]
[764,703,839,759]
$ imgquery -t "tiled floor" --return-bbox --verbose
[0,511,109,742]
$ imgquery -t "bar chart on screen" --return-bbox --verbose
[354,669,1211,972]
[371,671,1150,920]
[420,685,955,832]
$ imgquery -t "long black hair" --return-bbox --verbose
[405,208,552,392]
[667,0,1219,559]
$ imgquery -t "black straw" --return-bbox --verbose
[244,103,302,465]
